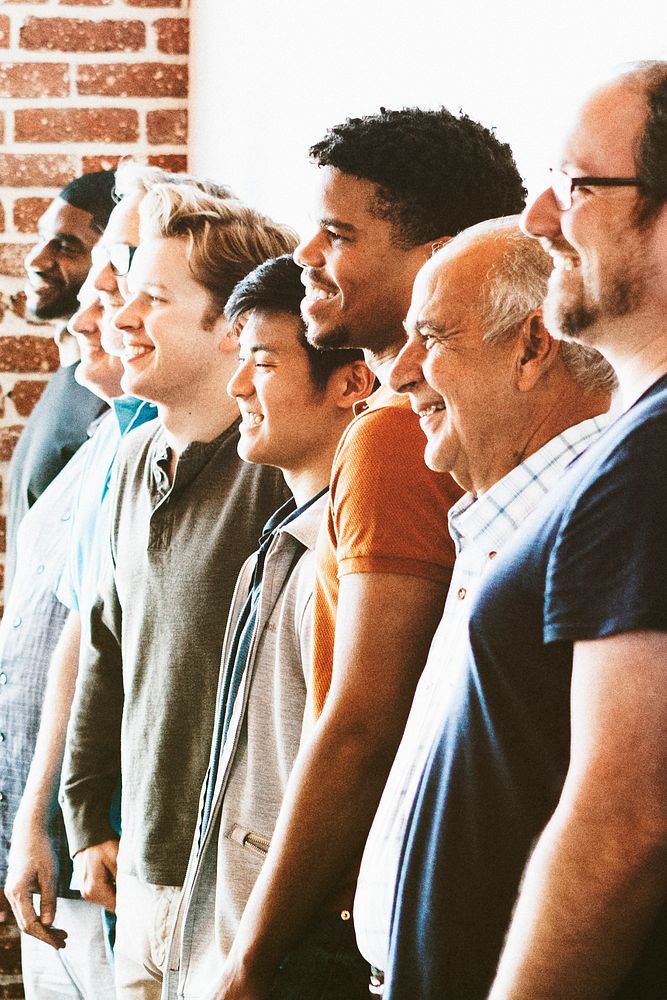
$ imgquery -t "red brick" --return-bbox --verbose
[0,15,9,48]
[10,378,47,416]
[0,153,75,186]
[0,427,22,461]
[15,107,138,143]
[155,17,187,54]
[77,61,187,97]
[20,17,145,53]
[147,108,187,144]
[125,0,183,6]
[0,113,5,144]
[0,335,59,373]
[9,291,27,319]
[0,62,69,98]
[0,243,31,277]
[0,388,4,419]
[0,201,5,231]
[13,197,51,232]
[60,0,113,4]
[82,153,121,172]
[148,153,186,172]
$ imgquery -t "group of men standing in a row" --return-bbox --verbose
[1,56,667,1000]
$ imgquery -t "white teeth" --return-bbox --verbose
[305,285,336,301]
[418,403,445,418]
[242,412,263,427]
[123,344,151,360]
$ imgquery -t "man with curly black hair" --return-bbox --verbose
[210,108,525,1000]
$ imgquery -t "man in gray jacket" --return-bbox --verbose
[162,255,373,1000]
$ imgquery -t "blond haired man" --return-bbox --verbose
[60,185,296,998]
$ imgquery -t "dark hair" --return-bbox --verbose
[59,169,116,232]
[225,255,364,391]
[309,107,526,248]
[631,62,667,222]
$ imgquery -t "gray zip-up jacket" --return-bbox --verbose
[162,492,327,1000]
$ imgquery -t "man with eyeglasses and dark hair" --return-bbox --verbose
[6,170,117,595]
[385,60,667,1000]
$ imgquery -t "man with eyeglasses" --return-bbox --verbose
[6,171,116,596]
[4,165,233,994]
[385,60,667,1000]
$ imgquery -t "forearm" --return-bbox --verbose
[489,804,667,999]
[227,712,398,977]
[60,595,123,853]
[16,612,81,828]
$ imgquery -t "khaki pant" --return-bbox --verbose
[21,896,115,1000]
[114,872,182,1000]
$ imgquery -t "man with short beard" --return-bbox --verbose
[386,61,667,1000]
[6,171,116,592]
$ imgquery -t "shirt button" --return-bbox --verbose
[0,733,5,742]
[340,909,351,921]
[61,511,71,522]
[0,673,6,685]
[0,792,5,802]
[36,564,45,574]
[488,551,497,560]
[457,587,467,600]
[12,616,22,628]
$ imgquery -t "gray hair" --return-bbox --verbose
[443,216,616,394]
[113,158,235,203]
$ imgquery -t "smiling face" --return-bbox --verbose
[94,192,143,357]
[389,242,523,491]
[522,80,658,346]
[114,236,226,406]
[67,272,124,401]
[24,198,100,320]
[294,166,428,356]
[228,309,343,479]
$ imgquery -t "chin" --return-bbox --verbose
[305,321,353,351]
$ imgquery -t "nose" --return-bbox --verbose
[388,333,426,394]
[25,238,57,274]
[68,301,101,338]
[227,356,254,400]
[521,186,563,241]
[113,295,142,335]
[93,258,120,296]
[294,229,326,268]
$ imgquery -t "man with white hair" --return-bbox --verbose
[353,217,612,995]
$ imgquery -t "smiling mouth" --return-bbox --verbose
[122,344,152,362]
[415,402,446,418]
[240,412,263,427]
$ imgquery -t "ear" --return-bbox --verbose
[332,359,376,411]
[515,311,558,392]
[217,318,239,356]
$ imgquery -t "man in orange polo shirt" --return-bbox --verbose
[209,107,526,1000]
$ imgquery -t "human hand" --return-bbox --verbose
[202,952,275,1000]
[73,839,119,912]
[0,888,15,925]
[5,822,67,949]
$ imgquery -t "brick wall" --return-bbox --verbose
[0,2,189,992]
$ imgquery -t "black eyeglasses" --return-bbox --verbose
[550,168,642,211]
[106,243,137,277]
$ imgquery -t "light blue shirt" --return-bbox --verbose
[56,397,157,619]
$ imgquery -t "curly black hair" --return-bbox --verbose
[309,107,526,248]
[225,255,364,391]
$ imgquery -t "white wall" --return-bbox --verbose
[190,0,667,238]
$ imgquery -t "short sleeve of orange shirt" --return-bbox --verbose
[310,390,462,717]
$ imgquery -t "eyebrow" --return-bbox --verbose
[40,229,86,247]
[319,216,356,233]
[248,343,279,354]
[414,318,449,336]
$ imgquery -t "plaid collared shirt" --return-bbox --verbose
[354,413,610,972]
